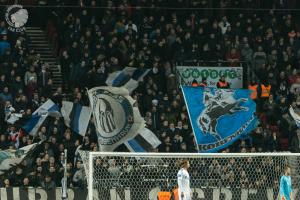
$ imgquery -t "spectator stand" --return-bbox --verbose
[1,0,300,191]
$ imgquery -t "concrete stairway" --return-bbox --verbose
[25,27,62,90]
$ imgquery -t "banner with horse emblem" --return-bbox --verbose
[182,86,258,152]
[87,87,145,151]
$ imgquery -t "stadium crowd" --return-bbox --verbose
[0,0,300,188]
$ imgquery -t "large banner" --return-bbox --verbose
[182,87,258,152]
[177,66,243,88]
[0,187,87,200]
[87,87,145,151]
[0,187,298,200]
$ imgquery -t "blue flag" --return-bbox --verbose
[23,99,61,136]
[105,67,150,94]
[61,101,92,136]
[182,86,258,152]
[124,127,161,152]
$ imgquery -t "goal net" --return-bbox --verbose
[79,152,300,200]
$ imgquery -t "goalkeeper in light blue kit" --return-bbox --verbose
[280,166,293,200]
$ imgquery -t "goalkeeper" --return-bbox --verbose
[177,160,192,200]
[280,166,293,200]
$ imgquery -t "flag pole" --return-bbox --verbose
[61,149,68,200]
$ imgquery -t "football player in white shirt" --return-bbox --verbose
[177,160,192,200]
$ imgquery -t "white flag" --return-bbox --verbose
[87,86,145,151]
[289,106,300,127]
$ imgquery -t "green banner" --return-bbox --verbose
[177,66,243,88]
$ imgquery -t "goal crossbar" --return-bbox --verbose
[89,152,300,157]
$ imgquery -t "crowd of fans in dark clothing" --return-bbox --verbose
[0,0,300,189]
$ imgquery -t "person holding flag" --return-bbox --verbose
[280,166,293,200]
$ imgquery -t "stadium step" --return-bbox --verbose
[29,40,49,43]
[26,30,44,33]
[26,26,62,91]
[26,27,43,30]
[42,58,57,62]
[28,43,53,47]
[36,52,54,55]
[28,33,47,37]
[32,47,53,51]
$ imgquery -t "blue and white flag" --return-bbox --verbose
[124,127,161,152]
[106,67,150,93]
[61,101,92,136]
[289,106,300,127]
[182,86,258,152]
[23,99,60,136]
[87,87,145,151]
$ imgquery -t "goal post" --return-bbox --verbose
[88,151,94,200]
[80,152,300,200]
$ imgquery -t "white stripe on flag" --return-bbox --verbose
[139,128,161,148]
[105,67,136,86]
[124,141,135,152]
[123,67,139,76]
[137,69,151,82]
[289,106,300,127]
[61,101,92,136]
[125,128,161,152]
[77,106,92,136]
[22,114,48,136]
[61,101,73,128]
[24,100,60,136]
[105,71,122,86]
[105,67,150,96]
[123,79,139,94]
[29,115,47,136]
[33,99,56,115]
